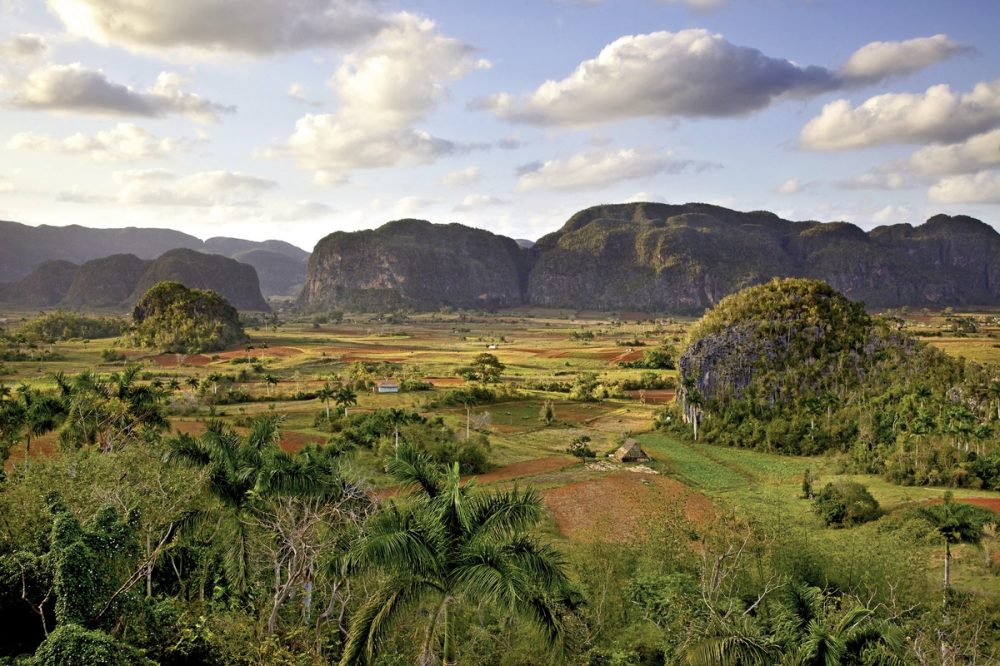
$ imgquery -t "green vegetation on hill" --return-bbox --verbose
[130,281,247,353]
[674,278,1000,489]
[17,312,128,341]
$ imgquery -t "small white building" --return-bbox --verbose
[377,379,399,394]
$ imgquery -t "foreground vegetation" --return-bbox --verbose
[0,289,998,664]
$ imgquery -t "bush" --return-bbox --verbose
[813,481,881,527]
[33,624,155,666]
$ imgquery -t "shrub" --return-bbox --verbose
[813,481,881,527]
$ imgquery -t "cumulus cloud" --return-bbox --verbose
[3,64,234,122]
[774,178,804,195]
[454,194,506,212]
[477,29,966,128]
[272,200,335,221]
[839,34,970,85]
[115,169,276,206]
[928,171,1000,204]
[441,165,481,187]
[834,171,911,190]
[47,0,385,56]
[393,196,437,217]
[0,33,48,61]
[800,80,1000,150]
[273,14,484,176]
[7,123,196,162]
[515,147,712,192]
[477,29,838,126]
[906,128,1000,176]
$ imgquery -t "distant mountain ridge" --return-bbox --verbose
[300,203,1000,313]
[0,221,308,296]
[0,248,270,311]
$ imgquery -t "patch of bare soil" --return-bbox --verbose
[543,471,715,542]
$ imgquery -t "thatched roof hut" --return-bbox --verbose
[614,438,649,462]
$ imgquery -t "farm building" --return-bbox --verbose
[377,379,399,393]
[614,439,649,462]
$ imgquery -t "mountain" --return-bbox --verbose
[299,219,528,311]
[298,203,1000,313]
[62,254,152,309]
[0,249,269,311]
[0,221,308,296]
[0,260,79,306]
[527,203,1000,312]
[129,249,270,311]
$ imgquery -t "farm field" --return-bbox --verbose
[2,305,999,662]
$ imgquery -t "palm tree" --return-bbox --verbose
[317,382,335,419]
[335,385,358,417]
[168,378,181,393]
[340,445,572,665]
[186,376,200,393]
[164,416,284,593]
[264,373,279,397]
[917,492,986,590]
[10,385,63,464]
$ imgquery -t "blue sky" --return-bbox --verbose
[1,0,998,250]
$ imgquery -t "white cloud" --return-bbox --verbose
[907,128,1000,176]
[928,171,1000,204]
[835,171,911,190]
[0,176,13,193]
[774,178,803,195]
[800,80,1000,150]
[0,33,48,61]
[272,200,335,221]
[441,165,481,187]
[4,64,234,122]
[454,194,506,212]
[839,34,969,84]
[393,196,437,217]
[872,204,912,225]
[286,82,320,106]
[515,147,711,192]
[659,0,728,10]
[7,123,195,162]
[46,0,385,56]
[273,14,482,176]
[477,29,839,127]
[623,191,667,203]
[115,169,276,206]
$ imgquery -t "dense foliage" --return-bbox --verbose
[130,281,248,354]
[17,312,129,341]
[674,278,1000,489]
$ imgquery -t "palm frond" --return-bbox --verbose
[339,578,429,666]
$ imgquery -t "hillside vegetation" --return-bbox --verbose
[130,281,247,353]
[675,278,999,489]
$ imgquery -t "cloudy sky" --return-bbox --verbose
[1,0,998,250]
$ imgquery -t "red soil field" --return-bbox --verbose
[543,471,715,542]
[470,455,577,484]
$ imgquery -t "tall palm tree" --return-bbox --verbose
[317,382,335,419]
[264,373,279,397]
[917,492,986,590]
[335,385,358,417]
[11,384,63,464]
[340,445,573,665]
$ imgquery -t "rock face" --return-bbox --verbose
[0,221,308,296]
[527,203,1000,312]
[129,249,270,311]
[299,219,528,311]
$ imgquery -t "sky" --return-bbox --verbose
[0,0,999,251]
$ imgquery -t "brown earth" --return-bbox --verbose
[542,471,715,542]
[145,353,212,367]
[625,389,676,405]
[470,455,577,484]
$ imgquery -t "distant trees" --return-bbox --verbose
[459,352,505,384]
[334,385,358,416]
[18,312,128,342]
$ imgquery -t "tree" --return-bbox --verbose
[916,492,986,590]
[9,384,63,464]
[469,352,505,384]
[540,400,555,426]
[264,373,279,397]
[335,385,358,417]
[317,382,335,419]
[339,446,573,665]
